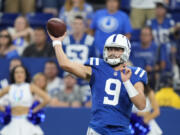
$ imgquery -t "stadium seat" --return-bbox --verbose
[26,13,53,28]
[0,13,20,29]
[130,29,141,42]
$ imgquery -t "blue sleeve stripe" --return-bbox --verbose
[140,70,145,78]
[135,67,141,75]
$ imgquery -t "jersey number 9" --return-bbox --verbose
[103,78,121,106]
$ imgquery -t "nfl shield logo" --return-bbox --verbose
[114,72,118,76]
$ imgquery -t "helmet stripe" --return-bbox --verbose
[126,37,130,48]
[112,34,118,42]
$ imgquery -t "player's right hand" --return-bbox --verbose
[48,31,66,42]
[120,67,132,82]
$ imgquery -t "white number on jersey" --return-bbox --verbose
[103,78,121,106]
[66,45,88,64]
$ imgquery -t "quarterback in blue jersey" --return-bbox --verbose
[48,32,147,135]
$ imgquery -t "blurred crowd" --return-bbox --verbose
[0,0,180,109]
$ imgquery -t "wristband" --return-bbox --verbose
[123,80,139,98]
[52,40,62,47]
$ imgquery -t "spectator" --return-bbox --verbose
[50,72,82,108]
[169,24,180,86]
[23,27,54,57]
[8,16,34,55]
[59,0,93,33]
[0,29,18,59]
[5,0,35,15]
[158,43,174,73]
[155,73,180,109]
[170,23,180,69]
[62,15,96,106]
[43,0,65,16]
[147,2,175,46]
[9,58,22,71]
[0,58,22,89]
[130,27,157,73]
[90,0,132,57]
[130,0,156,29]
[63,15,97,64]
[44,60,63,97]
[132,84,162,135]
[32,72,47,91]
[130,27,158,89]
[0,58,22,106]
[32,72,48,101]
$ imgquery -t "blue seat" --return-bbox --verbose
[0,13,20,28]
[26,13,53,28]
[131,29,141,42]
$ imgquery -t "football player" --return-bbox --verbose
[49,33,147,135]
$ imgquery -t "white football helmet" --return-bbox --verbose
[103,34,131,66]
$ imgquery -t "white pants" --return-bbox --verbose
[86,127,101,135]
[0,115,44,135]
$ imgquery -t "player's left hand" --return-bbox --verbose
[120,67,132,82]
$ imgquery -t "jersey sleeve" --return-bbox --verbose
[130,67,148,85]
[84,57,100,86]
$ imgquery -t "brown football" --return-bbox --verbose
[46,18,66,37]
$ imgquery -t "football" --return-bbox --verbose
[46,18,66,37]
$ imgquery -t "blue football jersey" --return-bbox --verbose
[90,9,132,56]
[85,58,147,134]
[147,17,175,46]
[130,42,158,69]
[62,33,97,64]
